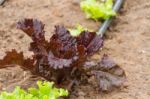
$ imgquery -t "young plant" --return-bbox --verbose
[0,19,125,92]
[68,24,86,37]
[80,0,116,20]
[68,24,94,37]
[0,81,69,99]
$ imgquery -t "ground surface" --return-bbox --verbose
[0,0,150,99]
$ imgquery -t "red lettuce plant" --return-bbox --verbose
[0,19,125,92]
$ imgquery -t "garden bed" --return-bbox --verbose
[0,0,150,99]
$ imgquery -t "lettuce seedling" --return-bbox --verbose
[69,24,87,37]
[0,81,69,99]
[69,24,94,37]
[80,0,116,20]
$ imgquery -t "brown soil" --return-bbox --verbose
[0,0,150,99]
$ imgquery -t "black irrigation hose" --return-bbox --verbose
[97,0,124,37]
[0,0,6,5]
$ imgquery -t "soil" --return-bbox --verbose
[0,0,150,99]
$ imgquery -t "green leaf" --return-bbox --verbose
[0,81,69,99]
[69,24,86,37]
[80,0,116,20]
[28,88,38,96]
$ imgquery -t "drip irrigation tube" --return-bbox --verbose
[97,0,124,37]
[0,0,6,5]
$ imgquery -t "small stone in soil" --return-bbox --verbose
[78,91,86,96]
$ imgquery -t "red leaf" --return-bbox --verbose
[17,19,45,41]
[0,49,35,71]
[48,51,74,69]
[92,54,126,91]
[76,31,96,47]
[49,25,76,59]
[87,35,103,55]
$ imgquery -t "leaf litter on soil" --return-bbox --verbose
[0,19,126,92]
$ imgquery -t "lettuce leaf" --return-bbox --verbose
[80,0,116,20]
[68,24,86,37]
[0,81,68,99]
